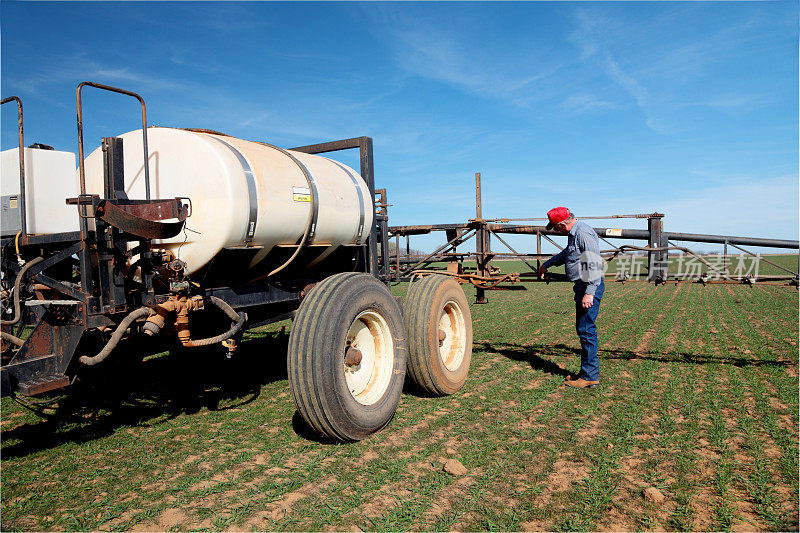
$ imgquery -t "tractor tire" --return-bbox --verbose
[403,275,472,396]
[287,272,407,441]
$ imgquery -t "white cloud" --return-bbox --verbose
[569,9,666,132]
[361,6,561,107]
[6,53,185,96]
[603,58,648,110]
[561,93,621,114]
[703,94,762,111]
[660,174,799,242]
[567,5,786,133]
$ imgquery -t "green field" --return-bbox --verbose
[485,254,799,279]
[1,280,798,531]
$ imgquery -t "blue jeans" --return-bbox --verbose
[573,279,604,381]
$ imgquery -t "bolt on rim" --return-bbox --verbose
[344,310,394,405]
[438,299,466,371]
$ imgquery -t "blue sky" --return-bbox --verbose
[2,1,797,254]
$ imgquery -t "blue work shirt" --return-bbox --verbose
[541,220,604,296]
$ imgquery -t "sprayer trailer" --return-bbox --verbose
[0,82,473,441]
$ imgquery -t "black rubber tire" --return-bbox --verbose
[287,272,407,441]
[404,275,473,396]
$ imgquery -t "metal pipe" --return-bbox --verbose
[536,231,541,276]
[600,236,621,251]
[390,223,472,235]
[541,233,563,251]
[664,231,798,249]
[1,96,26,236]
[488,224,799,249]
[493,213,659,222]
[395,233,400,280]
[723,240,728,275]
[475,172,482,220]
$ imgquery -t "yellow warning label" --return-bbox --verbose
[292,186,311,202]
[605,228,623,237]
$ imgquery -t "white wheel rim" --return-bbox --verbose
[439,300,466,372]
[344,310,395,406]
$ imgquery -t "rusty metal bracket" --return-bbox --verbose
[96,199,188,239]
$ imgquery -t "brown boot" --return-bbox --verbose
[565,377,599,388]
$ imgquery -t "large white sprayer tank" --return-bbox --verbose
[81,128,373,284]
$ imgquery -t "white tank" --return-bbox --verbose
[81,128,373,282]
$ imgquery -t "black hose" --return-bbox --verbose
[183,296,246,348]
[184,312,246,347]
[1,256,44,326]
[207,296,240,322]
[79,307,151,366]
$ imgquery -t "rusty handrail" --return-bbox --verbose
[76,81,151,200]
[1,96,25,236]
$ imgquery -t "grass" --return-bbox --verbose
[1,276,798,531]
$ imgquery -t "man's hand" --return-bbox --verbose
[581,294,594,309]
[538,265,548,279]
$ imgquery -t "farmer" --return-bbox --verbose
[538,207,605,388]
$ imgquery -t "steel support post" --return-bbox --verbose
[100,137,129,311]
[647,214,668,283]
[475,172,489,304]
[723,240,728,275]
[475,224,491,304]
[536,231,542,276]
[379,215,390,282]
[360,138,381,279]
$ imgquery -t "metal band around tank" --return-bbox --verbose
[329,159,366,244]
[259,143,320,243]
[209,136,258,245]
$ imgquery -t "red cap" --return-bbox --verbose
[546,207,572,230]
